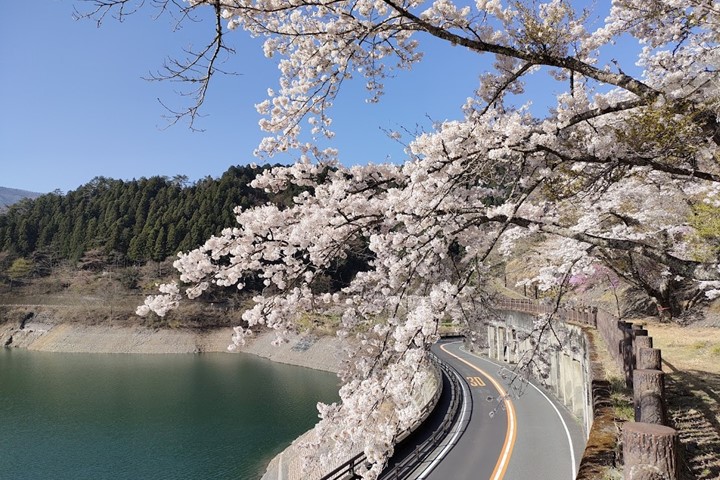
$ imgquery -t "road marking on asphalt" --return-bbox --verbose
[440,343,517,480]
[467,376,486,387]
[461,348,578,480]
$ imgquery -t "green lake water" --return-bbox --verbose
[0,348,339,480]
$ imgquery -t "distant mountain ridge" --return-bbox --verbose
[0,187,42,211]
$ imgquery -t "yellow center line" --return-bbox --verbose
[439,343,517,480]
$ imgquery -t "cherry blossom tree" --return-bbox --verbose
[84,0,719,476]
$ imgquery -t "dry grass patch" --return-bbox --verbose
[648,323,720,374]
[295,312,340,336]
[665,370,720,480]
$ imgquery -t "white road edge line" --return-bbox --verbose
[415,366,471,479]
[525,377,577,479]
[463,348,578,480]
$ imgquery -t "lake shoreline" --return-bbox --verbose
[0,339,340,480]
[0,319,342,373]
[1,314,344,480]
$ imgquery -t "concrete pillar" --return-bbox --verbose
[572,358,584,418]
[497,326,506,361]
[561,354,571,405]
[549,350,560,397]
[583,360,593,437]
[510,329,518,363]
[487,325,496,360]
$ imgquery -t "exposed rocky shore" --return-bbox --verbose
[0,314,342,373]
[0,319,233,354]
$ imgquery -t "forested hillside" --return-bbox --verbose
[0,165,285,264]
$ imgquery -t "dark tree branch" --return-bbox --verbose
[531,145,720,183]
[468,214,720,281]
[78,0,234,129]
[561,99,645,130]
[381,0,661,101]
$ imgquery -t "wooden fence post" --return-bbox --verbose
[634,336,653,359]
[633,369,666,425]
[623,422,678,480]
[621,322,634,388]
[630,324,648,371]
[631,325,648,338]
[637,347,662,371]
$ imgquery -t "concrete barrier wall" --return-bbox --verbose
[484,309,594,437]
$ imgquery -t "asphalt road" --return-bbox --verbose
[420,340,586,480]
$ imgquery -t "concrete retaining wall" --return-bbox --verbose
[483,310,594,437]
[488,297,681,479]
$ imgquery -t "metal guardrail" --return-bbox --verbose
[321,294,600,480]
[318,352,463,480]
[493,296,599,327]
[378,353,463,480]
[319,451,365,480]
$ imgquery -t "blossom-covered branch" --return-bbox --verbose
[86,0,719,477]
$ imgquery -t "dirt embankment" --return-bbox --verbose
[0,310,342,373]
[0,319,235,354]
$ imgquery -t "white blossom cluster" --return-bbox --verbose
[117,0,720,476]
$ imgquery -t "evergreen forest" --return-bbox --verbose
[0,165,286,266]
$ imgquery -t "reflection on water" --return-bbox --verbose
[0,349,339,480]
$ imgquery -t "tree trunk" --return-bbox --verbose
[633,369,666,425]
[665,279,685,319]
[623,422,678,480]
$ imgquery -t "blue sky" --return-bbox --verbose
[1,1,630,194]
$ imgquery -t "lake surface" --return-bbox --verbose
[0,349,339,480]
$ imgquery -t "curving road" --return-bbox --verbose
[409,340,586,480]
